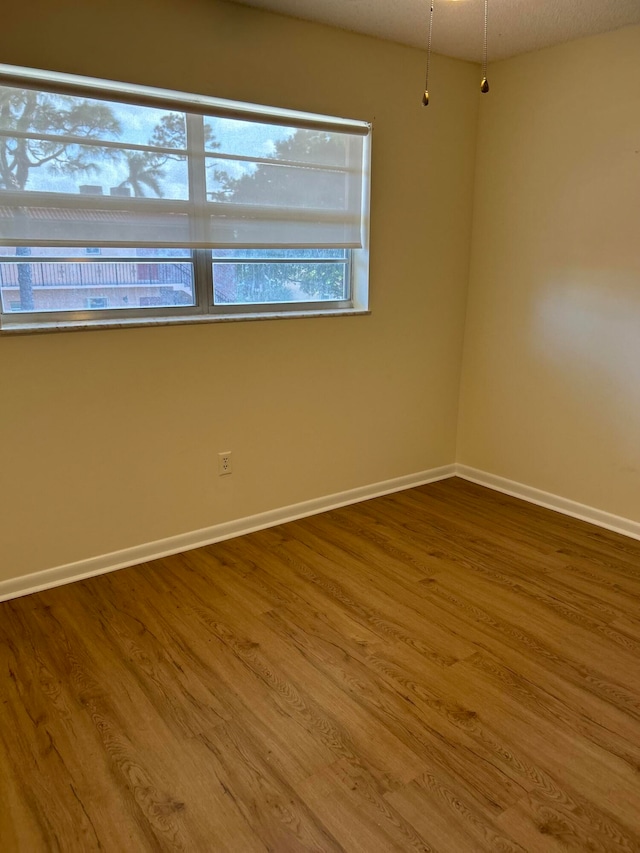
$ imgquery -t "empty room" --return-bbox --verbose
[1,0,640,849]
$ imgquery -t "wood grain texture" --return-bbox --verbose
[2,477,640,851]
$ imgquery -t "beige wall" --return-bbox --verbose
[0,0,479,581]
[458,25,640,521]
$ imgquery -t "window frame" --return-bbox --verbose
[210,249,353,315]
[0,64,371,333]
[0,246,363,331]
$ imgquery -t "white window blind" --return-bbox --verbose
[0,65,370,250]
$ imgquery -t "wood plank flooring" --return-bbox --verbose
[2,477,640,851]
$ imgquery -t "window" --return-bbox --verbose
[0,65,370,331]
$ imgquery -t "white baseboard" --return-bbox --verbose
[456,464,640,543]
[0,464,455,603]
[5,462,638,604]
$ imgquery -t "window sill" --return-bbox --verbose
[0,307,371,336]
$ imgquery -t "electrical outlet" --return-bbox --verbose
[218,451,232,476]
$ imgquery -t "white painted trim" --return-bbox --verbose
[0,465,455,603]
[456,464,640,543]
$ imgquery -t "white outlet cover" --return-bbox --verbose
[218,451,232,476]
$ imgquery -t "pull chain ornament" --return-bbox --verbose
[481,0,490,93]
[422,2,434,105]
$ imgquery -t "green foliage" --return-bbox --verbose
[150,112,217,152]
[213,129,345,208]
[222,251,346,304]
[225,262,346,304]
[149,112,186,151]
[214,130,347,303]
[121,112,218,198]
[0,94,208,198]
[118,151,165,197]
[0,89,122,190]
[0,88,125,310]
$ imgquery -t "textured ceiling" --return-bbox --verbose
[230,0,640,62]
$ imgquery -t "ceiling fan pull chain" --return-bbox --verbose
[422,1,435,105]
[481,0,490,92]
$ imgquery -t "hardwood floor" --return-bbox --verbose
[2,477,640,851]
